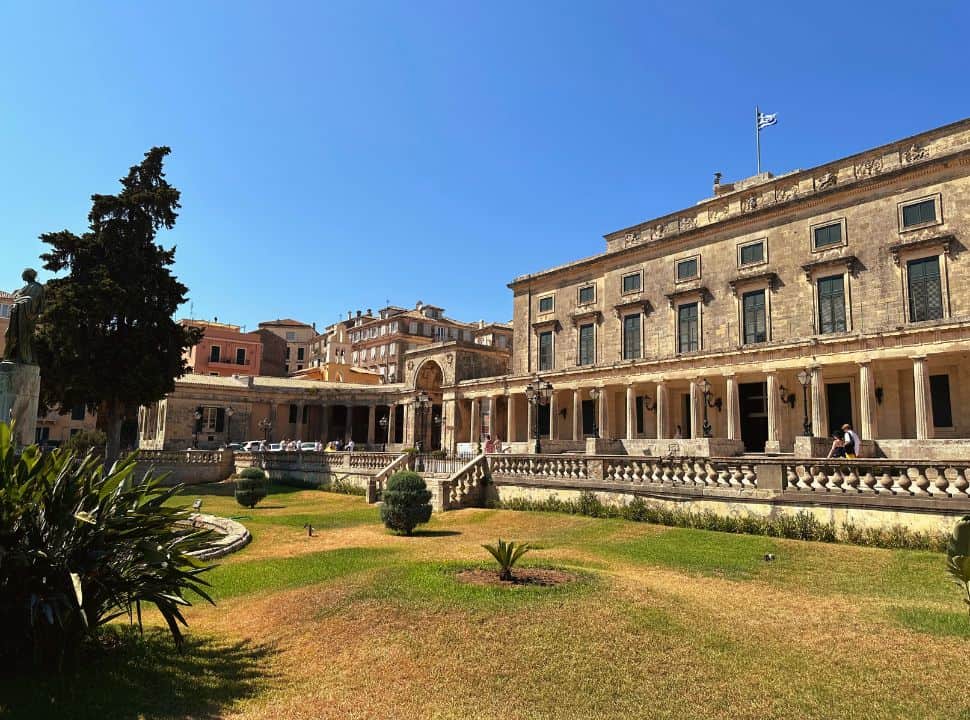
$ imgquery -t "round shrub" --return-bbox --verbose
[235,467,268,509]
[380,470,432,535]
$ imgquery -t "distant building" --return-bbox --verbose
[35,404,98,448]
[291,363,382,385]
[182,320,266,377]
[257,318,317,374]
[0,290,13,356]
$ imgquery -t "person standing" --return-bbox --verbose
[842,423,861,459]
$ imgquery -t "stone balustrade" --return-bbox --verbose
[367,452,412,503]
[783,459,970,499]
[349,452,398,470]
[439,454,489,511]
[138,449,227,465]
[599,457,759,491]
[488,454,590,481]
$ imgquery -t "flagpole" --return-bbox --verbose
[755,106,761,175]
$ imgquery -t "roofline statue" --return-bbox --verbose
[4,268,45,366]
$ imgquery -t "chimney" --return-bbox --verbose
[479,319,485,328]
[347,311,352,320]
[356,310,362,318]
[366,308,372,316]
[312,322,316,331]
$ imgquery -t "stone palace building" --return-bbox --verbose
[140,117,970,460]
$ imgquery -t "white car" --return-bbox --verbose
[268,443,284,452]
[300,441,323,452]
[242,440,266,452]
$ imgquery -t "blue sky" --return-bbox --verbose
[1,1,966,330]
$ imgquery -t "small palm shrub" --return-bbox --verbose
[235,467,268,509]
[947,514,970,618]
[380,471,431,535]
[483,539,531,581]
[0,423,215,670]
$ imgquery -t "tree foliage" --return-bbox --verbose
[35,147,201,464]
[0,423,215,670]
[946,514,970,618]
[380,471,432,536]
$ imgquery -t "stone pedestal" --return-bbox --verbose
[0,362,41,447]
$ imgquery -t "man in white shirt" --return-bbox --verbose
[841,423,861,459]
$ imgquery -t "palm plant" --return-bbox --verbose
[0,422,216,669]
[482,539,531,581]
[946,514,970,618]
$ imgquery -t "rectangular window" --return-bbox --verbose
[285,347,291,360]
[538,331,553,371]
[676,257,699,281]
[742,290,767,344]
[622,273,641,294]
[302,405,310,424]
[71,404,85,421]
[677,303,699,353]
[578,285,595,305]
[907,256,944,322]
[0,304,9,318]
[902,199,937,228]
[622,314,641,360]
[579,323,595,365]
[209,346,221,362]
[297,347,305,361]
[930,374,953,428]
[739,240,765,266]
[285,331,296,341]
[409,321,417,334]
[817,274,847,334]
[202,407,220,433]
[236,348,246,365]
[539,296,554,313]
[813,222,842,250]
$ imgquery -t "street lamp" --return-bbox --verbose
[379,414,389,451]
[588,387,601,439]
[797,369,812,436]
[697,379,721,438]
[193,409,202,449]
[433,413,442,452]
[258,417,273,445]
[225,406,234,445]
[412,391,431,470]
[525,375,553,454]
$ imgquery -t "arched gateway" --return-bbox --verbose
[409,359,444,451]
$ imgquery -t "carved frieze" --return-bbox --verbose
[623,230,642,248]
[902,143,929,164]
[708,204,728,222]
[741,195,758,213]
[774,184,799,203]
[853,157,884,179]
[815,171,838,191]
[679,215,697,232]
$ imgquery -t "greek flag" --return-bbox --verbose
[757,111,778,130]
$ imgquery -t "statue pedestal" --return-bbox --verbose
[0,361,40,447]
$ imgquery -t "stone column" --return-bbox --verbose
[403,403,413,446]
[810,366,825,437]
[689,381,702,439]
[526,397,535,445]
[598,387,610,439]
[548,391,558,440]
[725,374,739,441]
[367,404,376,446]
[442,399,457,453]
[766,372,779,452]
[320,404,330,442]
[387,403,397,444]
[470,398,481,445]
[656,382,669,439]
[507,393,517,444]
[573,389,582,441]
[913,355,934,440]
[625,384,636,441]
[492,393,504,441]
[858,362,876,440]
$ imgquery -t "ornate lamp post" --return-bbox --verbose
[225,406,234,445]
[433,413,442,452]
[412,391,431,470]
[588,387,600,439]
[193,409,202,449]
[378,414,388,451]
[697,378,721,438]
[797,369,812,436]
[258,417,273,445]
[525,375,553,454]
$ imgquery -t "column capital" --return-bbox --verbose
[912,355,928,362]
[857,360,872,368]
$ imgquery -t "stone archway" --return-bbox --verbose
[413,360,444,450]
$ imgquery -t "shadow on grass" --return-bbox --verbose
[0,627,275,720]
[409,529,462,538]
[177,482,306,499]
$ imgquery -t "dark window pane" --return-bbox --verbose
[622,314,641,360]
[907,257,943,322]
[903,199,936,227]
[817,274,847,334]
[539,331,553,370]
[742,290,767,344]
[813,223,842,249]
[288,405,298,424]
[579,286,595,304]
[740,242,764,265]
[236,348,246,364]
[539,297,554,313]
[678,303,699,353]
[210,346,220,362]
[622,273,641,293]
[71,404,85,421]
[930,374,953,427]
[579,324,595,365]
[677,258,698,280]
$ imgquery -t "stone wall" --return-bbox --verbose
[136,450,235,486]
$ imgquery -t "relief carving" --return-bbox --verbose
[741,195,758,213]
[708,204,728,222]
[774,184,799,203]
[623,230,641,247]
[902,144,929,164]
[653,223,666,240]
[679,215,697,231]
[853,157,884,178]
[815,171,837,191]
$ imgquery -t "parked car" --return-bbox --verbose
[223,442,244,451]
[242,440,266,452]
[268,443,283,452]
[300,441,322,452]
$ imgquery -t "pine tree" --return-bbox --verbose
[36,147,201,464]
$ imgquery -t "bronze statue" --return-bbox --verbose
[3,268,45,365]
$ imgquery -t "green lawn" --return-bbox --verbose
[4,484,968,720]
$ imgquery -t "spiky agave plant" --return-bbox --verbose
[482,539,531,581]
[946,514,970,619]
[0,422,216,669]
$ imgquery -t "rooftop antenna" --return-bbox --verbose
[190,301,195,319]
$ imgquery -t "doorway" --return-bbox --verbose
[582,399,596,436]
[739,382,768,452]
[826,383,852,438]
[680,393,691,438]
